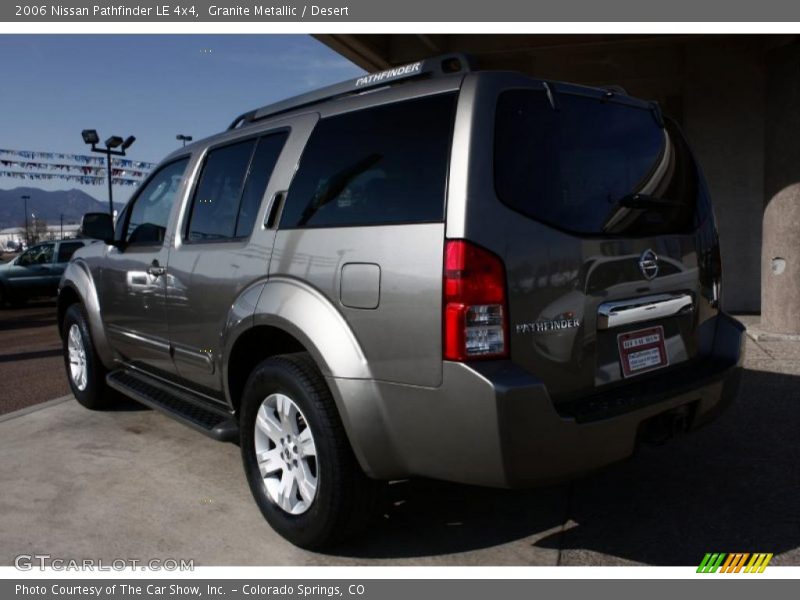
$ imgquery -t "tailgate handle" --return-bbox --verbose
[597,293,694,330]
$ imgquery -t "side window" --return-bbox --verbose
[186,140,256,242]
[236,133,287,238]
[18,244,54,266]
[126,158,190,245]
[185,133,288,242]
[57,242,84,263]
[280,93,456,229]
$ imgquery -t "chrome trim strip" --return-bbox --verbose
[597,293,694,330]
[105,325,170,354]
[173,345,215,374]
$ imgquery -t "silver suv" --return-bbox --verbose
[59,55,744,549]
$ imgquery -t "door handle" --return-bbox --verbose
[265,191,286,229]
[147,260,166,277]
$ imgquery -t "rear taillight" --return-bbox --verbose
[443,240,508,361]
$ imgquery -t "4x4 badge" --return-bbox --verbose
[639,249,659,280]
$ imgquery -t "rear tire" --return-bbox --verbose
[240,352,380,549]
[62,303,114,410]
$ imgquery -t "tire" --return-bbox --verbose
[240,353,380,549]
[62,303,114,410]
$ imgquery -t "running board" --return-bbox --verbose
[106,369,238,442]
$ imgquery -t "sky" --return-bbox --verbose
[0,35,364,204]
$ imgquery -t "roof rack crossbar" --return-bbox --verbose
[227,53,471,130]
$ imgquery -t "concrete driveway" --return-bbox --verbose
[1,328,798,566]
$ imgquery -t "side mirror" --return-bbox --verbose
[81,213,117,245]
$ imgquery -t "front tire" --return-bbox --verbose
[62,303,114,410]
[240,353,379,549]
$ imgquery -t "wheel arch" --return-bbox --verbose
[223,278,401,478]
[58,260,114,368]
[223,277,371,409]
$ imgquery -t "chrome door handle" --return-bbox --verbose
[147,262,166,277]
[597,292,694,330]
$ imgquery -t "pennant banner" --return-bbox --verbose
[0,170,144,186]
[0,158,149,179]
[0,148,156,170]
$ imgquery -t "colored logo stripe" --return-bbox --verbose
[697,553,773,573]
[745,553,774,573]
[698,553,726,573]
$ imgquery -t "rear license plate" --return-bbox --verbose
[617,326,669,378]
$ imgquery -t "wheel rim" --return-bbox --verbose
[67,324,88,392]
[254,393,318,515]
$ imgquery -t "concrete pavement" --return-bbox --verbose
[0,329,798,566]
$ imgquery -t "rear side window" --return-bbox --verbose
[186,133,287,242]
[186,139,257,242]
[57,242,84,263]
[236,133,287,238]
[280,93,456,229]
[494,90,697,235]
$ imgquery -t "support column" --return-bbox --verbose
[762,41,800,334]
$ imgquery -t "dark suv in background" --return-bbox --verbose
[59,55,744,549]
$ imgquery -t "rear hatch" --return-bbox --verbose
[487,84,721,407]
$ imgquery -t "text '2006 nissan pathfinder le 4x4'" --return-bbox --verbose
[59,54,744,549]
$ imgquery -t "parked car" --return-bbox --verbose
[58,54,744,549]
[0,239,94,306]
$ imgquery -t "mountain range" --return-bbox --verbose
[0,187,124,230]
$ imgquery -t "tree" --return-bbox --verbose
[21,218,50,244]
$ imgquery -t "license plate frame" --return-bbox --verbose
[617,325,669,378]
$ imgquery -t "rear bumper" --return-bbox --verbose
[331,313,744,488]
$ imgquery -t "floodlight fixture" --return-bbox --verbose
[82,129,100,145]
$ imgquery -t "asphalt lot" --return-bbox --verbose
[0,301,69,414]
[0,310,798,565]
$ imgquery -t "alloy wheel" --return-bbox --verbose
[254,393,318,515]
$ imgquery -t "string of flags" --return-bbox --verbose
[0,170,144,186]
[0,148,156,170]
[0,159,149,179]
[0,147,155,188]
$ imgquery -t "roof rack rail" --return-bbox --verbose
[227,53,472,130]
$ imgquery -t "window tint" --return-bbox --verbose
[126,158,189,245]
[281,93,456,229]
[494,90,697,235]
[236,133,287,238]
[186,140,256,242]
[57,241,84,263]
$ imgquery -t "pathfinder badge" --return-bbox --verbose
[515,318,581,334]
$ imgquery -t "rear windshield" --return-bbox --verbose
[494,89,697,235]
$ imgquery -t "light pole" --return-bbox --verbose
[176,134,193,147]
[81,130,136,218]
[21,194,30,246]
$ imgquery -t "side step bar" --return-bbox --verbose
[106,369,238,442]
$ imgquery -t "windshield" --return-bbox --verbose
[494,89,697,235]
